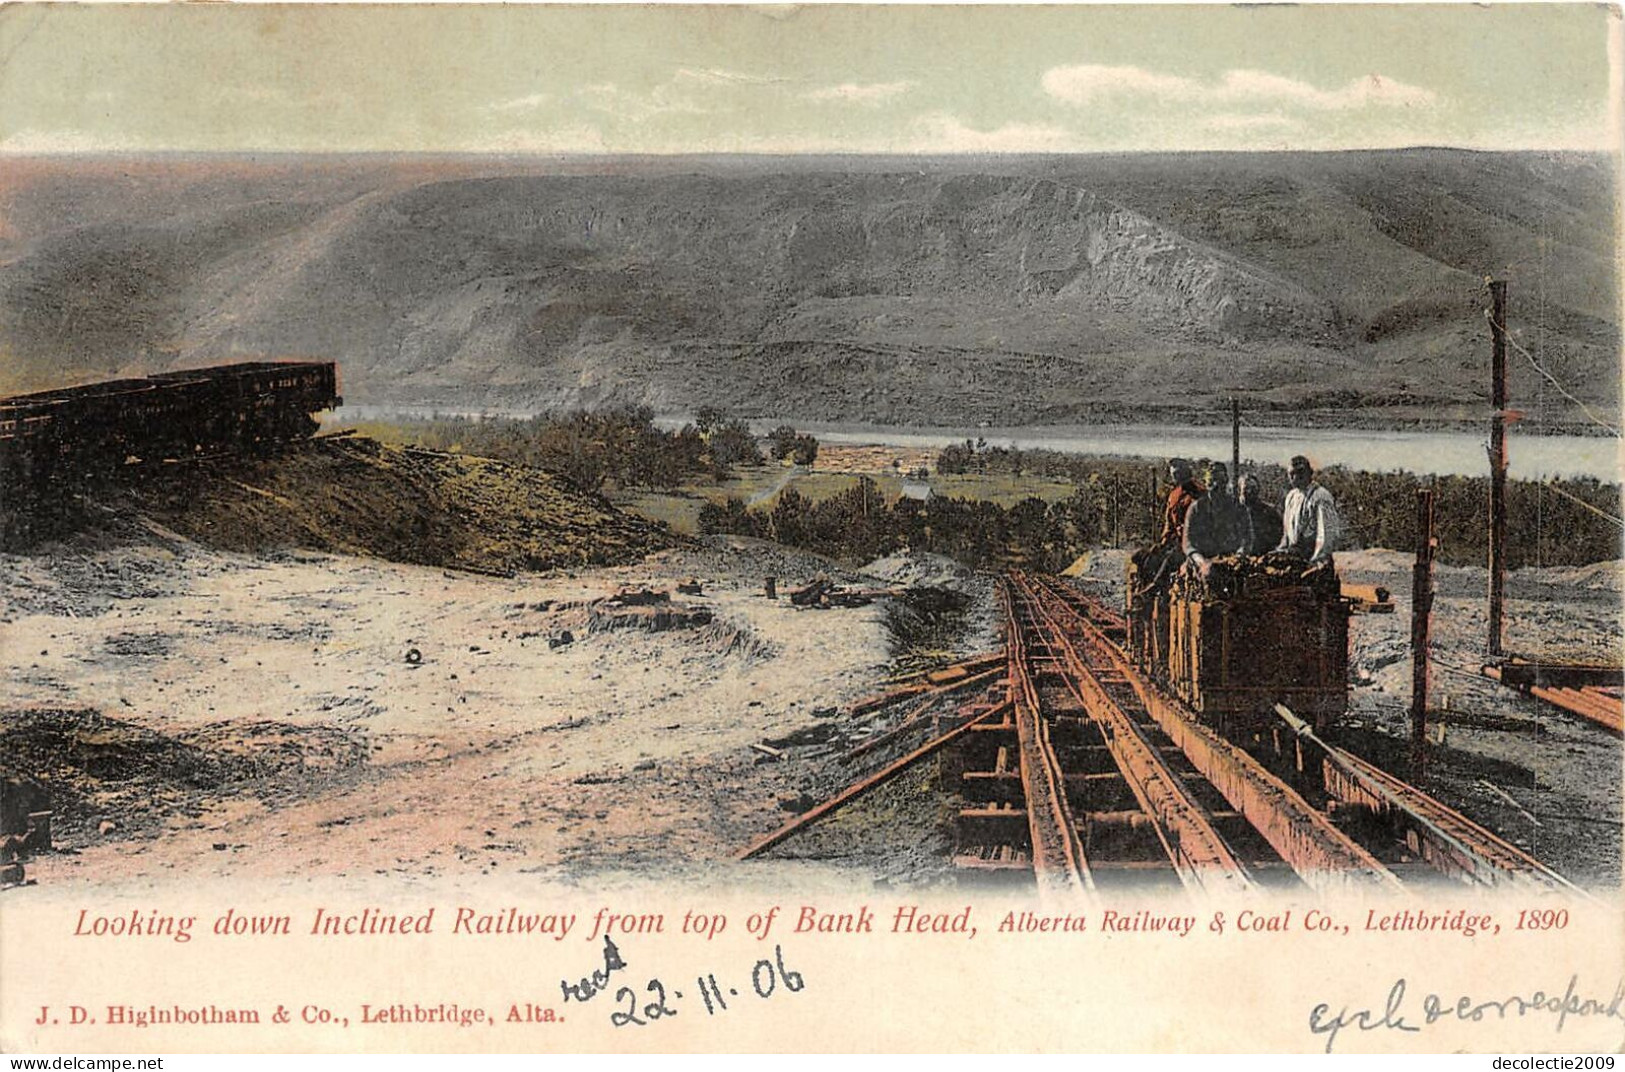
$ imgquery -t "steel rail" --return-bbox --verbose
[1271,703,1577,893]
[1010,573,1257,894]
[736,701,1007,861]
[1024,572,1404,894]
[999,581,1094,892]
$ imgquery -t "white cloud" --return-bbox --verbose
[577,81,710,122]
[1042,64,1438,111]
[1042,65,1195,105]
[904,113,1082,153]
[575,68,784,123]
[489,93,553,114]
[619,112,1081,155]
[0,127,136,154]
[1217,69,1436,110]
[672,67,783,87]
[803,81,915,105]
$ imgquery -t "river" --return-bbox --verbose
[330,407,1621,482]
[794,422,1623,482]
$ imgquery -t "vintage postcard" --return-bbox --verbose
[0,2,1621,1056]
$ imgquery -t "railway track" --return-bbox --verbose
[955,572,1398,894]
[985,572,1574,895]
[742,570,1577,896]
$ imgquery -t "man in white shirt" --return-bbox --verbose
[1276,455,1342,565]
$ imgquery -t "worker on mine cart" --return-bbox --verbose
[1127,458,1207,669]
[1157,458,1205,548]
[1236,472,1284,556]
[1182,461,1249,577]
[1275,455,1343,566]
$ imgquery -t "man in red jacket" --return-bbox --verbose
[1158,458,1206,550]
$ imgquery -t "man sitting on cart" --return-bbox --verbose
[1182,461,1249,577]
[1275,455,1343,566]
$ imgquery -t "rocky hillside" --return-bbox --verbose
[0,152,1616,427]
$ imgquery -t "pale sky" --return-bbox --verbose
[0,4,1618,154]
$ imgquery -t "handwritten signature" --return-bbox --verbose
[1310,976,1625,1053]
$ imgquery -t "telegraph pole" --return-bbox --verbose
[1411,487,1436,778]
[1487,280,1508,657]
[1230,397,1241,488]
[1148,467,1159,540]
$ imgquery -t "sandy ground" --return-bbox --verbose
[4,533,1620,890]
[2,533,903,888]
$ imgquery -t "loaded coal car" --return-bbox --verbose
[0,360,341,498]
[1126,551,1351,734]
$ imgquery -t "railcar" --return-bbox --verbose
[0,360,341,496]
[1126,552,1352,733]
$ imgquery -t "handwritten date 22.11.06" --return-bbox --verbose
[613,944,805,1027]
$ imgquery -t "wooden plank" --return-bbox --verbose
[1532,685,1623,734]
[1483,664,1625,735]
[958,806,1029,821]
[1495,658,1624,690]
[1341,583,1392,605]
[952,853,1031,872]
[736,706,1005,860]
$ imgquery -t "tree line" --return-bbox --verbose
[930,439,1622,569]
[699,478,1111,572]
[365,416,1617,570]
[358,406,820,491]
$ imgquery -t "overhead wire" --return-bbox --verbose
[1486,311,1621,436]
[1538,479,1624,528]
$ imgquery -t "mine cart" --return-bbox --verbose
[1164,555,1351,733]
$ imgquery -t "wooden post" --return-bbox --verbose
[1148,467,1159,541]
[1231,397,1241,487]
[1488,279,1508,657]
[1411,487,1436,778]
[1111,479,1120,548]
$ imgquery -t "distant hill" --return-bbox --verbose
[0,151,1616,429]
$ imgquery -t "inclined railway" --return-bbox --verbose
[744,569,1577,896]
[955,571,1573,894]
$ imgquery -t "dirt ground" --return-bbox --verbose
[3,523,1619,890]
[0,527,922,887]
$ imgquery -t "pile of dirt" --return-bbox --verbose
[101,437,679,574]
[861,550,974,590]
[646,536,872,591]
[0,708,370,843]
[1518,560,1625,593]
[1168,553,1341,603]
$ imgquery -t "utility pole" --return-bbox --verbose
[1147,467,1159,542]
[1231,397,1241,488]
[1411,487,1436,778]
[1111,479,1120,547]
[1487,279,1509,657]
